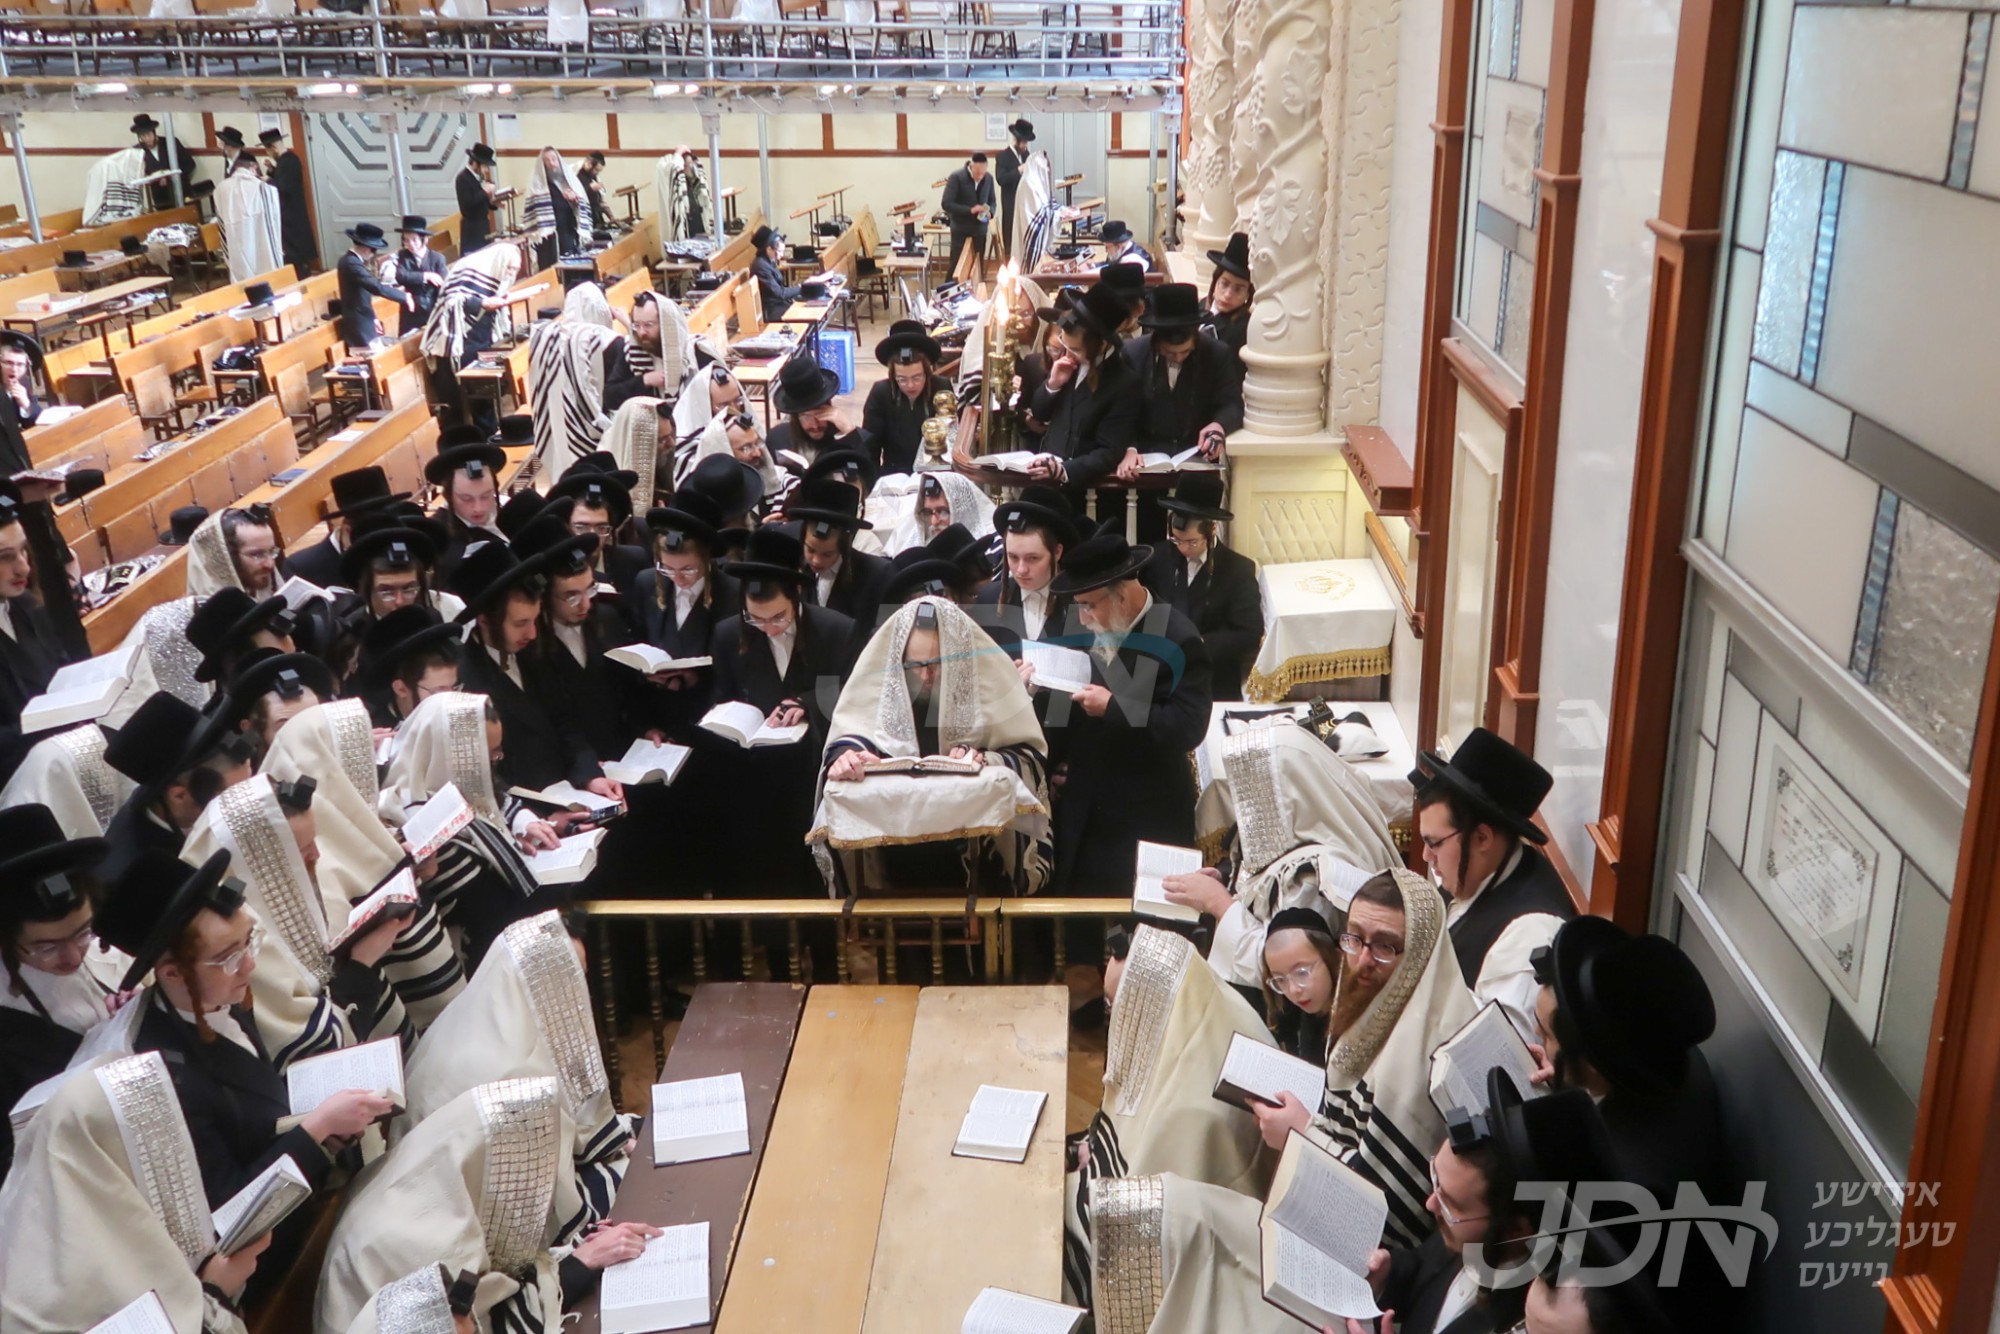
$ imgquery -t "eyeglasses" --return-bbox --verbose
[902,655,943,672]
[18,923,94,963]
[414,678,458,699]
[657,562,705,583]
[571,521,616,538]
[1337,932,1404,967]
[1421,828,1463,853]
[198,923,263,975]
[372,582,422,608]
[556,588,593,608]
[1430,1157,1490,1227]
[1265,957,1323,996]
[743,609,794,631]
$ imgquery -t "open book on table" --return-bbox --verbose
[1132,840,1202,924]
[961,1287,1086,1333]
[651,1071,750,1164]
[1428,1000,1545,1120]
[860,753,984,777]
[953,1084,1047,1164]
[598,1220,710,1334]
[1259,1132,1386,1327]
[700,701,808,748]
[1134,443,1222,473]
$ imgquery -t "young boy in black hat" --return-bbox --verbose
[426,428,510,583]
[98,691,256,880]
[784,476,893,626]
[860,320,951,476]
[1141,473,1262,700]
[393,215,449,335]
[336,221,414,350]
[285,464,409,588]
[1202,231,1254,357]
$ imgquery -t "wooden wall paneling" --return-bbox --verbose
[1583,0,1742,932]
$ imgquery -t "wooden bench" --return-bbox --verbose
[0,205,200,276]
[82,396,295,565]
[712,986,919,1334]
[707,210,766,277]
[567,982,808,1334]
[234,400,440,549]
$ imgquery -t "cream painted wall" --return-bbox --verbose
[1377,0,1441,461]
[0,111,240,222]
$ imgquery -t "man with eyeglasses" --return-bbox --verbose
[546,461,650,598]
[1412,727,1574,1044]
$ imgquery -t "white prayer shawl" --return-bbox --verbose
[185,510,253,599]
[215,164,282,284]
[104,596,208,724]
[527,283,620,489]
[401,911,638,1226]
[316,1078,577,1334]
[956,274,1049,392]
[863,474,919,553]
[654,151,711,243]
[1011,149,1053,262]
[1314,866,1477,1249]
[420,242,521,371]
[810,597,1050,895]
[82,147,150,228]
[1203,724,1402,989]
[1086,1175,1301,1334]
[882,469,995,556]
[524,150,592,244]
[600,394,668,510]
[0,723,133,837]
[0,1052,244,1334]
[384,691,540,907]
[544,0,587,43]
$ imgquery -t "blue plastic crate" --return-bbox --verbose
[816,329,856,395]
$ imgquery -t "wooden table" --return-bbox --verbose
[3,275,173,340]
[774,299,836,325]
[56,251,143,292]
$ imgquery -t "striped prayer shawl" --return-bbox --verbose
[82,147,149,227]
[422,243,520,369]
[528,318,619,489]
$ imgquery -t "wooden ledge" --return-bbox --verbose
[1341,424,1415,516]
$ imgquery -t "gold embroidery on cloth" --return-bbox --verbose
[1244,644,1393,702]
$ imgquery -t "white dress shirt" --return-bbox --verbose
[552,619,587,668]
[673,577,704,629]
[485,642,523,688]
[0,600,14,640]
[768,624,797,679]
[815,560,840,609]
[1020,587,1050,642]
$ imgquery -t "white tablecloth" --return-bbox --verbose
[1194,699,1417,841]
[1246,558,1397,701]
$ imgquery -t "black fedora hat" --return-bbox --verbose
[60,468,105,505]
[1098,219,1134,245]
[61,250,88,268]
[327,464,407,520]
[771,356,842,417]
[101,691,246,792]
[547,462,636,527]
[359,604,463,692]
[491,414,534,448]
[680,453,765,522]
[187,587,295,683]
[496,487,552,540]
[97,848,243,992]
[159,505,209,546]
[1485,1068,1621,1187]
[447,538,543,623]
[346,222,389,250]
[240,280,278,311]
[1157,472,1232,523]
[725,527,807,589]
[751,224,777,252]
[884,549,964,604]
[1097,262,1146,300]
[217,126,246,149]
[119,235,145,256]
[873,319,942,367]
[993,484,1079,550]
[0,803,108,923]
[1039,282,1128,346]
[468,142,497,166]
[340,523,441,588]
[130,114,160,135]
[1140,282,1204,332]
[802,448,880,495]
[785,477,872,536]
[1050,526,1152,596]
[1208,231,1251,281]
[510,511,598,577]
[225,646,338,714]
[0,329,46,376]
[1007,117,1036,141]
[925,520,993,582]
[258,128,285,146]
[1410,725,1552,844]
[1544,916,1715,1098]
[646,490,724,553]
[397,215,432,236]
[424,440,508,487]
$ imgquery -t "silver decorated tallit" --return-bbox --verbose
[881,470,996,556]
[1087,1173,1302,1334]
[600,394,667,509]
[0,723,134,837]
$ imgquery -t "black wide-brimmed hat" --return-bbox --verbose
[1158,472,1232,523]
[751,224,778,252]
[884,548,964,604]
[1098,219,1134,245]
[802,448,879,495]
[346,222,389,250]
[0,329,46,375]
[0,803,108,923]
[491,414,535,448]
[496,488,551,539]
[61,250,88,269]
[772,356,842,416]
[130,114,160,135]
[1141,282,1204,332]
[785,477,872,536]
[1007,118,1036,141]
[509,511,598,577]
[1038,281,1128,346]
[259,128,285,146]
[1050,525,1153,596]
[680,454,765,522]
[547,464,635,527]
[101,691,244,792]
[60,468,105,505]
[725,527,807,590]
[1208,231,1251,280]
[397,215,432,236]
[994,484,1079,550]
[217,126,246,149]
[225,646,337,713]
[874,319,943,367]
[160,505,209,547]
[425,440,508,487]
[448,538,545,623]
[1097,262,1146,300]
[646,491,724,552]
[97,848,242,991]
[1483,1067,1623,1196]
[359,604,463,691]
[925,520,994,582]
[1541,915,1716,1098]
[468,142,497,166]
[340,522,441,588]
[327,464,407,520]
[1410,725,1553,845]
[187,587,295,683]
[239,281,278,313]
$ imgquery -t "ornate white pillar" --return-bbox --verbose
[1179,0,1236,275]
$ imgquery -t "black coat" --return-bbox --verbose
[1141,540,1261,702]
[994,145,1029,247]
[285,533,344,589]
[271,149,318,270]
[1378,1231,1508,1334]
[940,167,995,258]
[394,245,449,335]
[0,595,69,787]
[0,1004,85,1186]
[1047,600,1212,895]
[99,795,186,887]
[1029,351,1141,492]
[807,547,893,628]
[598,542,652,600]
[710,603,852,727]
[456,168,494,254]
[1121,332,1245,453]
[627,567,741,737]
[601,337,653,413]
[1447,844,1576,985]
[1202,306,1249,357]
[0,392,31,476]
[143,138,198,214]
[529,603,640,788]
[768,422,866,479]
[750,254,804,324]
[336,249,405,349]
[860,373,951,477]
[459,640,570,792]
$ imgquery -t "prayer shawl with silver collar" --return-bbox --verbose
[0,722,134,836]
[527,283,620,489]
[421,242,521,371]
[316,1077,576,1334]
[185,509,254,599]
[216,163,283,285]
[0,1051,245,1334]
[881,470,996,556]
[384,690,540,920]
[1086,1174,1303,1334]
[600,394,667,510]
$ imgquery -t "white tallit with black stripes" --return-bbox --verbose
[527,282,620,490]
[421,241,522,370]
[82,147,150,227]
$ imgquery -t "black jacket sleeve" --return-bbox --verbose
[1062,365,1141,486]
[601,337,647,411]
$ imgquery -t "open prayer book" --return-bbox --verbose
[961,1288,1086,1334]
[285,1037,405,1120]
[1132,840,1203,924]
[507,781,620,818]
[651,1072,750,1164]
[1428,1001,1545,1119]
[1260,1133,1386,1326]
[525,828,605,885]
[599,1220,711,1334]
[953,1084,1047,1164]
[977,451,1056,475]
[325,869,421,956]
[700,701,808,748]
[399,782,473,862]
[1019,641,1094,695]
[86,1290,175,1334]
[1135,444,1222,473]
[276,574,328,610]
[1212,1032,1326,1114]
[17,639,139,734]
[602,737,693,787]
[860,754,985,777]
[212,1155,312,1257]
[606,643,713,675]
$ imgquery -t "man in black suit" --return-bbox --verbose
[393,215,450,336]
[456,142,499,254]
[1141,474,1262,701]
[1024,283,1142,503]
[449,537,571,793]
[284,465,406,589]
[512,510,636,802]
[1123,282,1243,458]
[974,485,1077,659]
[994,119,1034,261]
[335,222,414,350]
[749,225,809,326]
[134,114,198,213]
[546,461,649,597]
[0,330,44,444]
[766,355,866,475]
[427,430,509,585]
[785,477,892,629]
[1098,217,1153,271]
[939,153,996,275]
[0,492,75,786]
[1043,527,1212,895]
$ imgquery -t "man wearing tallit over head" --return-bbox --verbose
[214,151,282,285]
[808,596,1052,897]
[399,911,640,1230]
[420,240,524,440]
[524,147,590,267]
[0,1051,272,1333]
[0,722,134,837]
[527,283,624,491]
[178,774,414,1073]
[261,698,467,1033]
[1165,722,1401,997]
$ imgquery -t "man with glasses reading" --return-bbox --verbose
[547,461,650,597]
[356,604,465,729]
